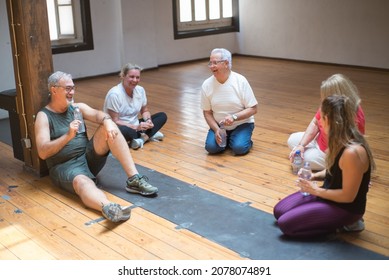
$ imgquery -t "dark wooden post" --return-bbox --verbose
[6,0,53,176]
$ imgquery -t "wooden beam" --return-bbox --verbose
[6,0,53,176]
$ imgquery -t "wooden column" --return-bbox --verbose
[6,0,53,176]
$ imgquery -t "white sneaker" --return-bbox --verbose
[130,138,144,150]
[150,131,164,141]
[343,218,365,232]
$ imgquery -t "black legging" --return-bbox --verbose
[118,112,167,142]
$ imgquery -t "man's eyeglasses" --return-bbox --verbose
[55,85,76,93]
[208,60,226,67]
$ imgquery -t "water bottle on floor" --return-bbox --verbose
[292,150,303,174]
[299,161,312,196]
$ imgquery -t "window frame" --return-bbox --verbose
[172,0,239,40]
[50,0,94,54]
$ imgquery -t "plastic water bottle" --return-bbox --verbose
[292,150,303,174]
[299,161,312,196]
[219,123,227,147]
[73,106,85,133]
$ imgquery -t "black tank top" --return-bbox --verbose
[40,106,88,169]
[322,147,371,214]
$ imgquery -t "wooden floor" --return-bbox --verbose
[0,56,388,259]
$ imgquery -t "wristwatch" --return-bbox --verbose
[232,114,238,121]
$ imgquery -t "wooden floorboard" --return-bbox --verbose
[0,56,388,259]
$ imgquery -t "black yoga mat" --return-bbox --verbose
[97,154,387,260]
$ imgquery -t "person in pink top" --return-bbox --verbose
[275,95,375,237]
[288,74,366,171]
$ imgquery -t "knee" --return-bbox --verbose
[155,112,168,122]
[287,132,301,149]
[273,205,282,220]
[276,216,295,237]
[205,144,223,154]
[287,135,294,148]
[73,175,90,196]
[231,143,251,155]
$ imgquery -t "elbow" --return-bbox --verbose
[343,193,358,203]
[252,105,258,115]
[38,152,48,161]
[37,148,48,160]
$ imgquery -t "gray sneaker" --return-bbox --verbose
[130,138,144,150]
[150,131,164,141]
[343,218,365,232]
[102,202,131,222]
[126,174,158,196]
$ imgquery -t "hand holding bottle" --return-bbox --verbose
[298,161,314,196]
[218,121,227,147]
[73,106,85,133]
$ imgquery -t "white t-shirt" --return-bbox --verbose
[200,71,258,130]
[103,83,147,125]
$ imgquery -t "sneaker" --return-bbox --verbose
[130,138,144,150]
[343,218,365,232]
[102,202,131,222]
[150,131,164,141]
[126,174,158,196]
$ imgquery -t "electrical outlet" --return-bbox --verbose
[21,138,31,149]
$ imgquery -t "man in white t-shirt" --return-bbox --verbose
[200,48,258,155]
[103,63,167,150]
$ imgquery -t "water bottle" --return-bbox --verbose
[219,123,227,147]
[299,161,312,196]
[292,150,303,174]
[73,106,85,133]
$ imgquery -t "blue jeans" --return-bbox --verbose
[205,122,254,155]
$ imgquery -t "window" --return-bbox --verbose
[46,0,93,54]
[173,0,239,39]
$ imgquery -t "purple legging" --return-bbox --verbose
[273,192,362,237]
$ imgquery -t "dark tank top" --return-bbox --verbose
[40,106,88,169]
[322,147,371,215]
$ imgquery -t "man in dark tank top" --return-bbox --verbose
[34,71,158,223]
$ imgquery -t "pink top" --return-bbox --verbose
[315,105,365,152]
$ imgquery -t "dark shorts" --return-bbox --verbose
[49,138,108,194]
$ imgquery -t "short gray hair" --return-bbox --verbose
[211,48,232,69]
[48,71,72,92]
[120,63,143,78]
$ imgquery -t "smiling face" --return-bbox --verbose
[208,52,229,83]
[51,77,76,107]
[122,68,141,93]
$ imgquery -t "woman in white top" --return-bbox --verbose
[103,63,167,150]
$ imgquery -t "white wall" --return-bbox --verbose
[238,0,389,68]
[0,0,16,91]
[0,0,13,117]
[52,0,123,78]
[38,0,236,78]
[1,0,388,92]
[152,0,238,66]
[116,0,237,69]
